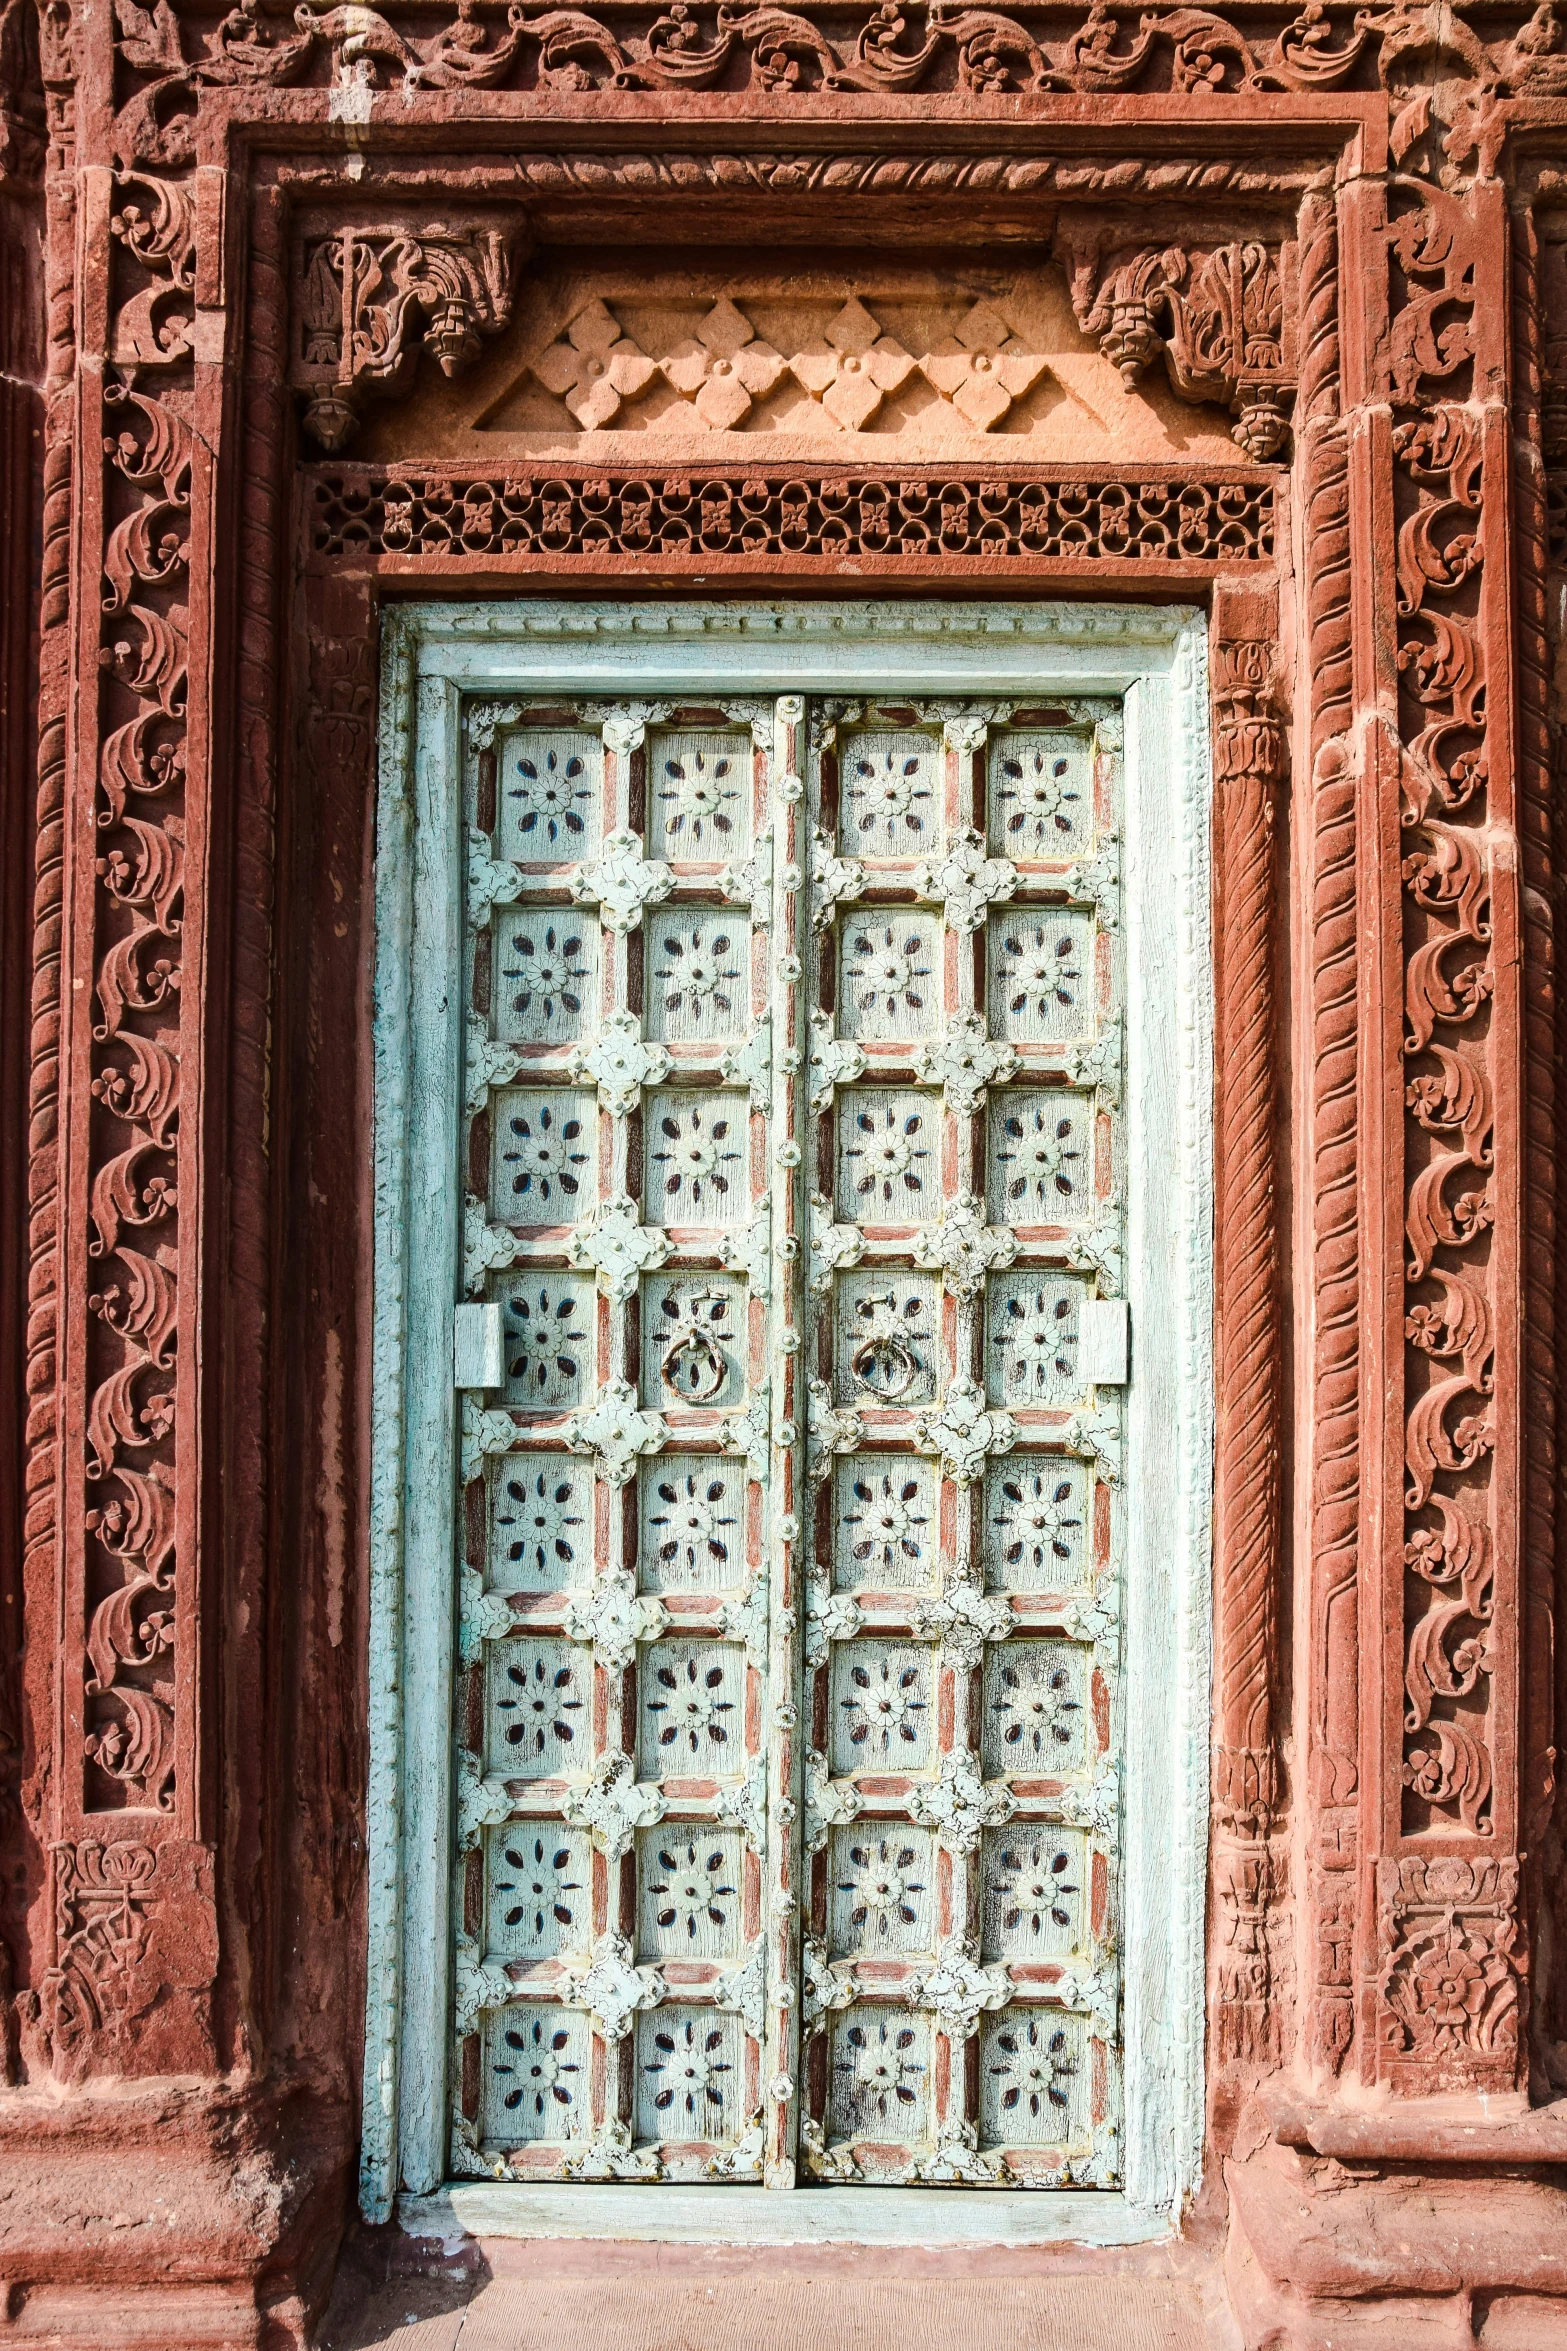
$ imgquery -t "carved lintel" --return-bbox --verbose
[1055,227,1297,462]
[290,209,529,451]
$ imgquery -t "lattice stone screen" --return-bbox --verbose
[369,602,1210,2213]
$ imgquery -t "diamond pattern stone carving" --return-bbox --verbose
[662,297,787,428]
[530,298,658,427]
[789,298,915,429]
[920,301,1049,429]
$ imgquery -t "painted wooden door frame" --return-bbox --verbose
[367,598,1213,2234]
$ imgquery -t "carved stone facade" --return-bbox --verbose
[0,1,1566,2345]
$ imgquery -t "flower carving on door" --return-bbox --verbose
[842,1093,934,1213]
[840,1463,933,1582]
[492,2013,584,2125]
[646,1647,740,1758]
[646,1462,741,1581]
[503,1276,593,1403]
[993,1097,1087,1218]
[649,1839,740,1944]
[651,733,749,851]
[837,2014,926,2122]
[989,1281,1080,1404]
[503,734,597,849]
[990,737,1089,854]
[646,2015,734,2122]
[841,917,936,1033]
[987,1651,1082,1762]
[838,732,938,853]
[987,1464,1086,1587]
[837,1649,930,1761]
[648,1096,744,1221]
[990,917,1091,1034]
[497,1093,591,1215]
[493,1833,588,1946]
[837,1836,928,1941]
[991,1838,1081,1944]
[648,913,743,1037]
[496,913,596,1040]
[987,2014,1076,2126]
[496,1645,587,1763]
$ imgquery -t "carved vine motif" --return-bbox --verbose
[108,0,1567,116]
[291,215,526,450]
[81,169,195,1820]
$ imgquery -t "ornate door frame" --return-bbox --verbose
[367,597,1214,2225]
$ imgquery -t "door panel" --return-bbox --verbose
[453,685,1125,2189]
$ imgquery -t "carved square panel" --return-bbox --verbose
[496,727,603,863]
[831,1455,938,1592]
[834,1270,940,1407]
[836,1088,941,1222]
[641,1274,746,1412]
[634,2005,745,2145]
[838,913,942,1040]
[647,729,753,860]
[643,1090,749,1227]
[489,1452,595,1592]
[985,1272,1091,1409]
[980,1826,1090,1963]
[986,1089,1094,1225]
[645,909,749,1044]
[829,1639,935,1775]
[485,1637,590,1778]
[836,730,942,858]
[979,2008,1089,2148]
[486,1824,594,1962]
[986,910,1095,1043]
[982,1457,1091,1593]
[638,1638,745,1777]
[492,909,600,1046]
[482,2005,591,2146]
[828,2006,933,2146]
[987,731,1093,858]
[636,1827,747,1962]
[828,1825,937,1962]
[980,1640,1089,1778]
[489,1086,596,1224]
[499,1271,596,1409]
[639,1453,748,1593]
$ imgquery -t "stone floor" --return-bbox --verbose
[317,2234,1219,2351]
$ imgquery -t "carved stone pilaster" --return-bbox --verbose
[290,209,528,450]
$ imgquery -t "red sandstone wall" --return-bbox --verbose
[0,4,1566,2345]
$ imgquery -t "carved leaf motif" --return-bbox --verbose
[563,1752,666,1858]
[912,1192,1016,1303]
[914,1009,1018,1115]
[567,1378,667,1486]
[569,1009,672,1117]
[808,1011,867,1111]
[907,1747,1015,1850]
[914,1375,1019,1484]
[573,1932,665,2041]
[914,827,1018,931]
[573,828,675,934]
[915,1933,1011,2038]
[564,1573,667,1669]
[568,1195,671,1303]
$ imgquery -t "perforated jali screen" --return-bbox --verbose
[453,687,1126,2189]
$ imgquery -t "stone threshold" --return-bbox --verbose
[401,2183,1172,2249]
[1265,2089,1567,2164]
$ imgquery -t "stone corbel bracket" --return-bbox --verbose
[1054,222,1298,462]
[290,206,530,451]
